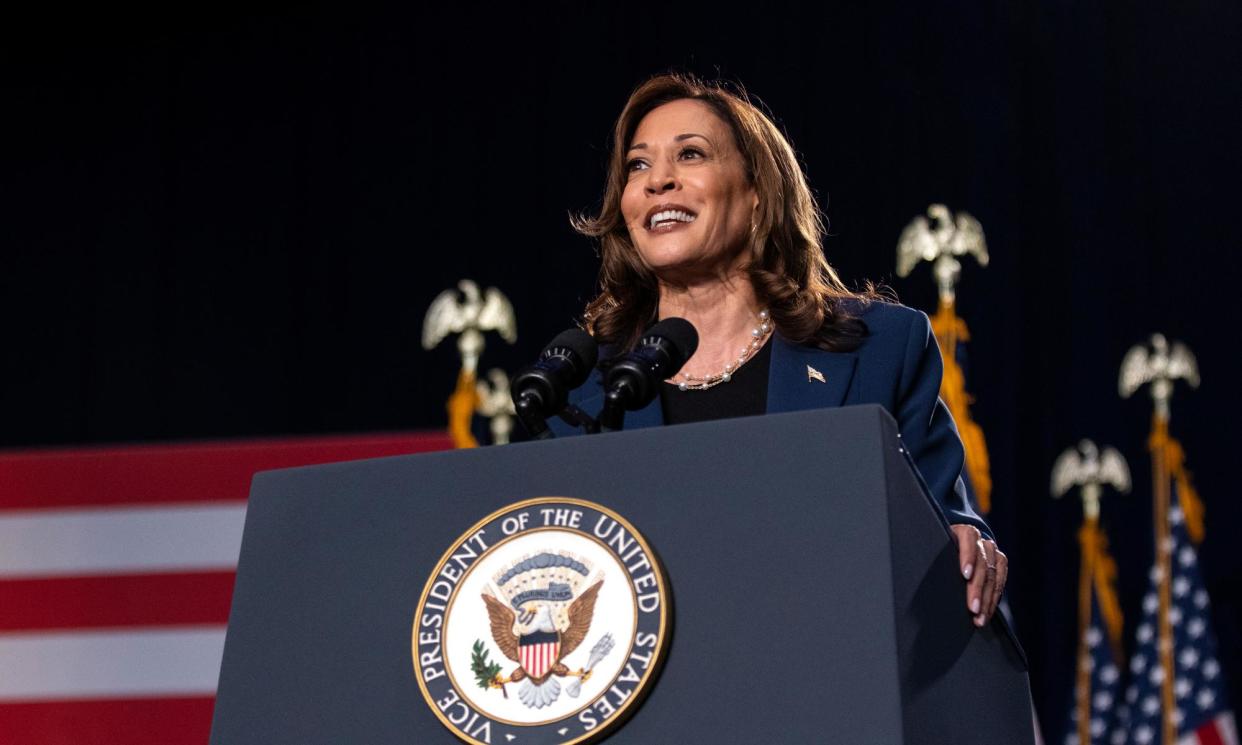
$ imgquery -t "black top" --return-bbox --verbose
[660,337,772,425]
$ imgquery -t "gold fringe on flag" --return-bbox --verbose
[1149,413,1178,745]
[931,299,993,512]
[1078,521,1125,656]
[447,368,481,449]
[1147,416,1206,544]
[1075,518,1125,743]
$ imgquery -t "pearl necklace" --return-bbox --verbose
[674,309,773,391]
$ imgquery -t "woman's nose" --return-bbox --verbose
[644,163,678,195]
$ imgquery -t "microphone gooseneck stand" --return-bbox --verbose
[596,317,699,433]
[512,318,699,438]
[511,328,599,440]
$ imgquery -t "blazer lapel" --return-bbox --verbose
[766,335,858,414]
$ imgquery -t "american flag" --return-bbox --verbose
[1111,494,1238,745]
[1066,589,1125,744]
[0,432,450,745]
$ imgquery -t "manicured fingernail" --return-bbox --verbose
[975,615,985,627]
[971,598,981,614]
[963,564,973,580]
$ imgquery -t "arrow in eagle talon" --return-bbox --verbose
[566,633,616,698]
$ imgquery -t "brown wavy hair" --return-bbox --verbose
[573,73,873,352]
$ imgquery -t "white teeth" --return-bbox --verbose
[648,210,696,229]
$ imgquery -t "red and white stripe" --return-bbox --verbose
[1181,712,1240,745]
[0,432,451,745]
[519,642,559,680]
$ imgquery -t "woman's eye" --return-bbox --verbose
[679,147,705,160]
[625,158,648,172]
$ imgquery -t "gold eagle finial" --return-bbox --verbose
[896,204,989,305]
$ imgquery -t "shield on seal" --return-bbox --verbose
[518,630,560,680]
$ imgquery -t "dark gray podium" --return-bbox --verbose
[211,405,1032,744]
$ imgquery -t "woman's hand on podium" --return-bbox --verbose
[951,524,1009,627]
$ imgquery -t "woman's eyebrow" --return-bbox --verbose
[628,133,710,152]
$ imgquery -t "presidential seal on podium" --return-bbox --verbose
[412,498,669,744]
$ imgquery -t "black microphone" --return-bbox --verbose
[511,328,599,439]
[599,317,698,432]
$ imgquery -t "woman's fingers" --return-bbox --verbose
[973,540,997,626]
[949,525,1010,627]
[950,525,985,615]
[974,541,1010,627]
[972,538,996,625]
[987,548,1009,620]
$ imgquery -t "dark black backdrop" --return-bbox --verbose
[5,1,1241,738]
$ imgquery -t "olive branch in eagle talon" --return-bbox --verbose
[470,640,508,699]
[481,580,603,690]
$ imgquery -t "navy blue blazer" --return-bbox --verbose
[550,301,992,539]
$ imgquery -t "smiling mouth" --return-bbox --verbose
[647,208,697,231]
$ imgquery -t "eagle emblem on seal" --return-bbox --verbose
[473,551,615,709]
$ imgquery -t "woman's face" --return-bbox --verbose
[620,99,757,282]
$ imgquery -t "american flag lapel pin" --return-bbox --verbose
[807,365,826,383]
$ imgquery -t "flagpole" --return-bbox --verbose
[1053,440,1129,745]
[1075,513,1097,745]
[1119,333,1204,744]
[420,280,519,450]
[896,205,992,512]
[1150,413,1177,745]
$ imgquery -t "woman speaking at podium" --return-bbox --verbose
[566,73,1006,628]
